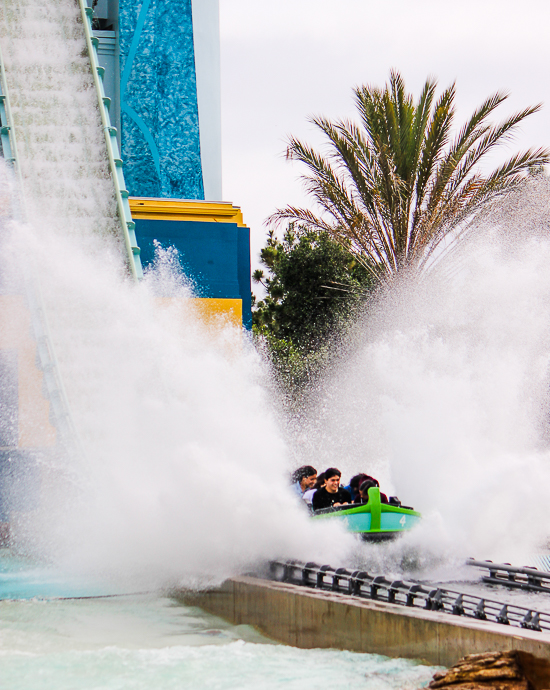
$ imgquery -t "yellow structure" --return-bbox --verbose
[129,198,247,226]
[129,197,252,329]
[156,297,242,331]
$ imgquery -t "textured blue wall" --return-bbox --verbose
[119,0,205,199]
[136,219,252,328]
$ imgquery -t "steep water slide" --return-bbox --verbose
[0,0,142,453]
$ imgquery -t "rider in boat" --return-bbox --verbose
[354,477,389,504]
[312,468,351,510]
[302,471,325,506]
[291,466,317,499]
[344,473,369,502]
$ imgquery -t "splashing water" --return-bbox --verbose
[2,0,549,593]
[0,0,354,588]
[1,210,355,588]
[0,591,439,690]
[297,177,550,567]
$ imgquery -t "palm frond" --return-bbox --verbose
[270,71,548,282]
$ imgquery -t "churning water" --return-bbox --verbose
[0,570,439,690]
[0,0,354,587]
[0,556,439,690]
[294,175,550,568]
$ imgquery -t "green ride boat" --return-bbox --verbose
[312,486,421,541]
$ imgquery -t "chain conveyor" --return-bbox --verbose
[266,560,550,633]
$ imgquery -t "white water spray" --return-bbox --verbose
[0,0,354,587]
[0,191,355,588]
[56,235,359,581]
[298,177,550,565]
[0,0,123,255]
[3,0,550,586]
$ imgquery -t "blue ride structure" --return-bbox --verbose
[101,0,252,327]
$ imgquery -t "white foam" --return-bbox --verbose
[297,178,550,564]
[0,0,354,587]
[0,595,439,690]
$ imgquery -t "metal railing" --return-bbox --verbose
[0,45,19,180]
[467,558,550,594]
[267,560,550,633]
[78,0,143,281]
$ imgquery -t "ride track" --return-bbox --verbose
[0,0,142,453]
[266,559,550,634]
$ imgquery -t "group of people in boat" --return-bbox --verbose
[291,465,388,511]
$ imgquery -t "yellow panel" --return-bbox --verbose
[129,198,247,227]
[155,297,242,330]
[0,296,56,448]
[189,298,242,328]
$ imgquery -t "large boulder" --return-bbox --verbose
[423,651,550,690]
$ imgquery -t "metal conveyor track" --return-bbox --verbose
[267,560,550,633]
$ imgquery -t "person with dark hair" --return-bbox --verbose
[291,465,317,498]
[345,473,369,501]
[354,477,389,505]
[312,468,351,510]
[302,472,325,506]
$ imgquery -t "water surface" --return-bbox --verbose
[0,582,440,690]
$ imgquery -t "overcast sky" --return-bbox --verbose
[219,0,550,271]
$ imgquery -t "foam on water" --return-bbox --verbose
[0,593,439,690]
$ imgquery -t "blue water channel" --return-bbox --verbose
[0,551,440,689]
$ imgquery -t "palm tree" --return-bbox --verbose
[269,71,550,282]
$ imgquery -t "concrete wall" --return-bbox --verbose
[180,576,550,668]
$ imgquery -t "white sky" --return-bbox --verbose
[219,0,550,271]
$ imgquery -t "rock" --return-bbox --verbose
[429,652,524,688]
[430,679,531,690]
[423,651,550,690]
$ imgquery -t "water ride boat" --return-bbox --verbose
[312,486,421,541]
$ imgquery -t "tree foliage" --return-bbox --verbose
[253,224,372,352]
[269,71,550,282]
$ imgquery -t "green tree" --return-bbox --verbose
[253,224,371,347]
[252,225,372,390]
[269,71,550,282]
